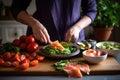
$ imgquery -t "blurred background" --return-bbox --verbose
[0,0,120,44]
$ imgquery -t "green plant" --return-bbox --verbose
[93,0,120,28]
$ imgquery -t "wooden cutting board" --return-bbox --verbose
[0,57,120,76]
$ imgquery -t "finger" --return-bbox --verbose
[42,29,51,43]
[39,30,48,43]
[65,32,72,42]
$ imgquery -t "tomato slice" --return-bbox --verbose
[20,62,29,70]
[37,56,45,62]
[30,59,39,66]
[0,58,5,66]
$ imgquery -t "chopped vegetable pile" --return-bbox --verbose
[98,42,120,50]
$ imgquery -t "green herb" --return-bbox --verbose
[53,60,69,71]
[0,42,20,54]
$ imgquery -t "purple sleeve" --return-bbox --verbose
[11,0,31,19]
[81,0,97,22]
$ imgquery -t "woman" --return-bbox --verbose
[11,0,97,44]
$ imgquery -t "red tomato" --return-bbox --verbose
[0,58,5,66]
[19,54,26,62]
[27,42,38,53]
[12,39,20,46]
[12,61,19,67]
[20,35,27,42]
[13,53,21,62]
[25,36,35,44]
[4,61,12,67]
[3,52,12,60]
[22,58,30,63]
[20,43,27,51]
[37,56,45,62]
[20,62,29,70]
[30,59,39,66]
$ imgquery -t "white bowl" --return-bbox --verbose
[96,41,120,56]
[82,49,108,64]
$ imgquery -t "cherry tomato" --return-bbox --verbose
[20,35,27,42]
[22,58,30,63]
[20,43,27,51]
[20,62,29,70]
[0,58,5,66]
[3,52,12,60]
[27,42,38,53]
[12,61,19,67]
[12,39,20,46]
[4,61,12,67]
[25,36,35,44]
[37,56,45,62]
[19,54,26,62]
[30,59,39,66]
[13,53,21,62]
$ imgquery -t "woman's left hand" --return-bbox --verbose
[65,25,81,42]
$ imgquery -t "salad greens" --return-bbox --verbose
[0,42,20,54]
[42,42,77,55]
[99,42,120,50]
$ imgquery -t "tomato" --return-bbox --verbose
[20,62,29,70]
[3,52,12,60]
[4,61,12,67]
[27,42,38,53]
[30,59,39,66]
[19,54,26,62]
[37,56,45,62]
[20,43,27,51]
[20,35,27,42]
[12,61,19,67]
[13,53,21,62]
[0,58,5,66]
[25,36,35,44]
[12,39,20,46]
[31,52,37,57]
[22,58,30,63]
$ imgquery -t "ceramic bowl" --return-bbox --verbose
[96,41,120,56]
[82,49,108,64]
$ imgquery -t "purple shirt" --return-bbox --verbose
[11,0,97,42]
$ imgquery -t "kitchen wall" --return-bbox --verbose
[1,0,36,15]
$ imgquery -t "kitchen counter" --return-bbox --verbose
[0,53,120,80]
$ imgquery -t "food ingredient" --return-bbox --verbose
[12,35,39,53]
[85,49,105,57]
[0,51,45,70]
[53,60,90,78]
[42,41,77,55]
[98,42,120,50]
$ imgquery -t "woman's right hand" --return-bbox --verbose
[32,21,51,44]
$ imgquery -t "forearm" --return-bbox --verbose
[73,16,92,30]
[16,11,39,28]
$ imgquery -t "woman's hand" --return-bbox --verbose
[65,25,81,42]
[32,21,51,44]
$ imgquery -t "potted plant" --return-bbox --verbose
[93,0,120,41]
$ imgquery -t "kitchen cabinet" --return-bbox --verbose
[0,20,27,43]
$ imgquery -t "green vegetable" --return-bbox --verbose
[0,42,20,54]
[99,42,120,50]
[53,60,69,71]
[42,42,77,55]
